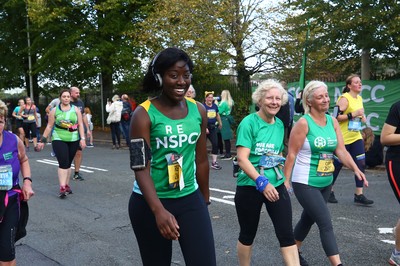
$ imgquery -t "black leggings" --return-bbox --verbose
[386,159,400,205]
[52,140,80,169]
[293,182,339,257]
[0,194,18,262]
[207,126,218,155]
[234,185,295,247]
[128,190,216,266]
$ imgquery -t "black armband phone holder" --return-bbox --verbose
[129,138,152,170]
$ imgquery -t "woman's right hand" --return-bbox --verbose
[154,208,180,240]
[35,142,45,152]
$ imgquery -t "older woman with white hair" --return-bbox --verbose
[234,79,300,266]
[284,80,368,266]
[106,94,123,149]
[185,85,196,99]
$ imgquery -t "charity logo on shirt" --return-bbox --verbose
[155,124,200,149]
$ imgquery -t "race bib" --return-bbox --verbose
[0,165,13,191]
[27,115,35,121]
[165,153,184,190]
[316,153,335,176]
[348,117,361,131]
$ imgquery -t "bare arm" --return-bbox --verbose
[336,97,349,122]
[195,103,210,203]
[82,109,91,136]
[333,118,368,186]
[381,123,400,146]
[18,137,34,200]
[33,105,38,124]
[130,106,180,240]
[75,107,86,149]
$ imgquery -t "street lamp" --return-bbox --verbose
[26,8,34,100]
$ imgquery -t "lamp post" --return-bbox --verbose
[26,9,34,99]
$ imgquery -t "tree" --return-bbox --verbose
[282,0,400,80]
[0,0,40,103]
[24,0,152,99]
[137,0,285,89]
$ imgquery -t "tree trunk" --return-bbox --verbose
[361,48,370,80]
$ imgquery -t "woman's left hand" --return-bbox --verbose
[22,181,35,201]
[262,183,280,202]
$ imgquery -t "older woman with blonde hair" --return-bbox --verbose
[284,80,368,266]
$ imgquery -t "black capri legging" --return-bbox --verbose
[234,184,295,247]
[129,189,216,266]
[23,122,37,139]
[293,182,339,257]
[52,140,80,169]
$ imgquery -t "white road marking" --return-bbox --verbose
[210,188,235,194]
[378,227,395,245]
[379,227,395,234]
[210,197,235,206]
[37,159,108,173]
[210,188,235,206]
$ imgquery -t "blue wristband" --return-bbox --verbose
[255,175,269,193]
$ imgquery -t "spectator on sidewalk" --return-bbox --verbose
[120,94,132,147]
[106,94,123,149]
[84,107,94,147]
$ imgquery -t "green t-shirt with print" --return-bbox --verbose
[235,113,285,187]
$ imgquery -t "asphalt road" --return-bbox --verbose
[15,143,397,266]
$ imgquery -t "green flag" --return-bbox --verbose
[299,19,310,91]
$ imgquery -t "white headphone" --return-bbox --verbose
[150,52,162,87]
